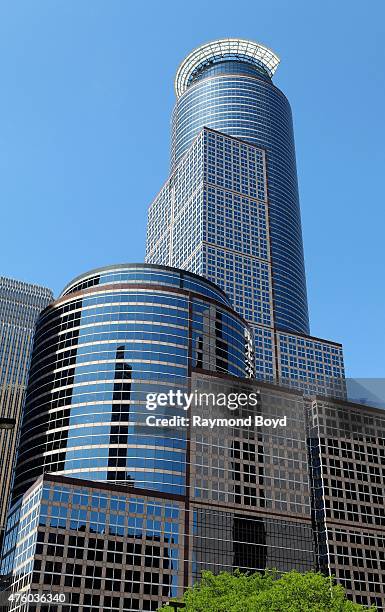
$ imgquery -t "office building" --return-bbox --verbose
[4,369,385,611]
[0,38,380,611]
[0,277,52,551]
[309,397,385,610]
[146,40,345,396]
[7,263,253,504]
[1,263,254,610]
[2,371,315,612]
[170,39,307,336]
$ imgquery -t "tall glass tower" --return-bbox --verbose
[3,39,382,612]
[9,264,253,503]
[170,39,308,335]
[146,39,345,394]
[1,264,256,610]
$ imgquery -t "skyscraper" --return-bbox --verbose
[0,277,53,551]
[10,263,252,503]
[170,39,307,336]
[146,39,345,395]
[1,264,258,611]
[1,38,382,612]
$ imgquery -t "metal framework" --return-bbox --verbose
[174,38,280,98]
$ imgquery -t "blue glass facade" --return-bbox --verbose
[1,39,357,612]
[1,476,185,610]
[170,56,309,335]
[1,370,318,611]
[11,264,253,502]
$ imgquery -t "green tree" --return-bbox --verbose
[159,570,376,611]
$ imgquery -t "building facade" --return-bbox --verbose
[4,366,385,611]
[4,367,385,611]
[309,397,385,611]
[0,264,257,610]
[145,39,345,397]
[170,39,308,336]
[0,277,53,551]
[188,370,315,582]
[146,127,345,396]
[2,475,186,612]
[9,263,253,504]
[1,38,379,612]
[1,372,315,612]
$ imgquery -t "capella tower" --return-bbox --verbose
[4,38,373,612]
[146,38,345,394]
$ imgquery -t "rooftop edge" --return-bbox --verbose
[175,38,280,98]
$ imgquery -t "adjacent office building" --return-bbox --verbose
[309,397,385,610]
[0,277,53,552]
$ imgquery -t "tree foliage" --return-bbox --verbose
[159,570,376,611]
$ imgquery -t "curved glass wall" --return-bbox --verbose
[171,64,310,335]
[189,59,271,85]
[12,264,253,501]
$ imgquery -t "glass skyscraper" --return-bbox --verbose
[170,39,308,336]
[0,277,53,551]
[1,264,257,610]
[146,39,345,396]
[2,38,382,612]
[10,263,253,504]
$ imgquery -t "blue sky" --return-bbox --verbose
[0,0,384,377]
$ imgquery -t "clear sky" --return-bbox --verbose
[0,0,384,378]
